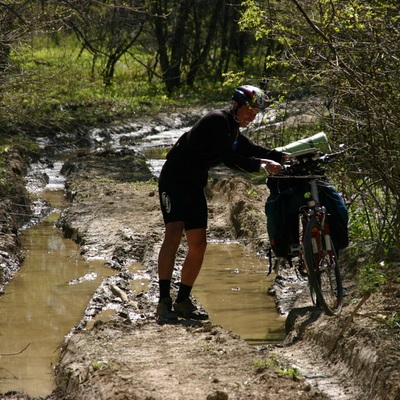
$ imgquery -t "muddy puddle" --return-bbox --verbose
[195,242,285,344]
[0,190,112,397]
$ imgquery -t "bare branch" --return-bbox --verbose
[0,342,31,356]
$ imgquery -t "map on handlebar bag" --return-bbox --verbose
[275,132,332,155]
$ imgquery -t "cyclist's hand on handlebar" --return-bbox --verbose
[260,159,283,175]
[282,152,291,163]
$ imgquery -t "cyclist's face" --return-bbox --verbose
[236,105,259,127]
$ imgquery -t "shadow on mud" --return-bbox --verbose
[284,306,324,344]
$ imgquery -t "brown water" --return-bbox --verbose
[0,191,111,397]
[195,243,285,344]
[0,191,284,397]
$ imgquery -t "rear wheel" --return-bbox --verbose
[303,217,343,316]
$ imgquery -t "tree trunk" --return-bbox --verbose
[151,0,193,94]
[186,0,224,87]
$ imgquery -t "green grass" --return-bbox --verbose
[1,34,232,134]
[253,357,300,379]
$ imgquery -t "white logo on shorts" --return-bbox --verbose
[161,192,171,213]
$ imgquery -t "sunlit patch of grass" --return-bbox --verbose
[91,358,119,372]
[357,261,388,294]
[252,356,300,379]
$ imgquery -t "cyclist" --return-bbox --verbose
[157,85,286,322]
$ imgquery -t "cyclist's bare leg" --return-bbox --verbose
[158,221,184,281]
[180,228,207,286]
[173,228,209,320]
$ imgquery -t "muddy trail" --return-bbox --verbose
[0,109,399,400]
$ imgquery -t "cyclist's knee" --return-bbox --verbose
[186,229,207,253]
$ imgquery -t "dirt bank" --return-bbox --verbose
[1,118,399,399]
[0,145,32,293]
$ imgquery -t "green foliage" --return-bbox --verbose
[91,359,119,372]
[246,187,257,196]
[358,261,387,295]
[239,1,270,41]
[239,0,400,261]
[222,71,247,88]
[385,313,400,330]
[0,30,242,134]
[2,35,169,131]
[355,258,399,330]
[253,357,299,379]
[348,197,379,244]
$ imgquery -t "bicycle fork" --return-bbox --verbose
[304,184,332,257]
[310,213,333,259]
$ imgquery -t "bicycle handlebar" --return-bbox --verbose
[277,150,345,178]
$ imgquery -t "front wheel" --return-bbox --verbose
[303,217,343,316]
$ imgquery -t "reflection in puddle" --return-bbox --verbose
[0,191,110,397]
[194,243,285,344]
[127,261,150,294]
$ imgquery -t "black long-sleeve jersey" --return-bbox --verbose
[160,109,283,188]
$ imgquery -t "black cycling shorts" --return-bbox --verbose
[158,183,207,231]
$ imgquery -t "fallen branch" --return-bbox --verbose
[327,292,371,357]
[0,342,31,356]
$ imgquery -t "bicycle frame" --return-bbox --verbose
[267,151,344,316]
[299,177,329,249]
[300,169,342,315]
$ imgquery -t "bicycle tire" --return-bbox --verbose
[303,217,343,316]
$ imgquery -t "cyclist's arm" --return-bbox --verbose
[235,134,284,163]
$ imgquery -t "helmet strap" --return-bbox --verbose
[230,102,240,122]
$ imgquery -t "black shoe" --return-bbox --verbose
[173,298,209,320]
[156,296,178,322]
